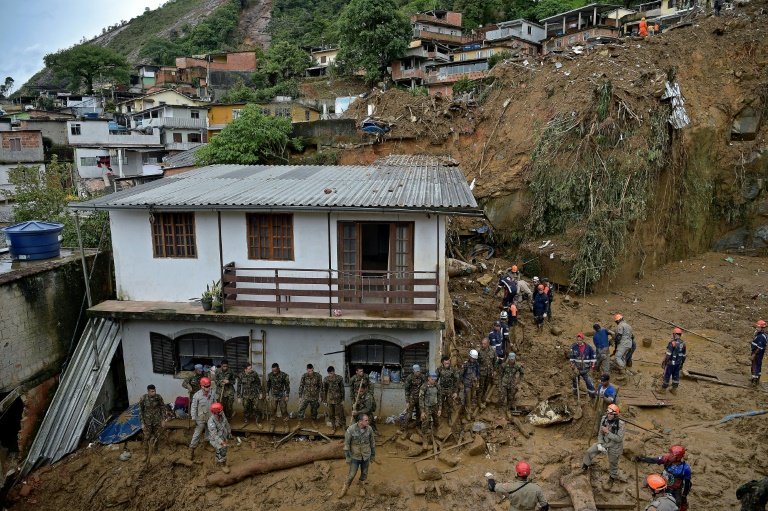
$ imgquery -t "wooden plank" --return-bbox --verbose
[334,302,437,311]
[226,300,330,309]
[618,389,674,407]
[226,275,338,285]
[336,290,436,299]
[683,367,768,391]
[223,286,332,297]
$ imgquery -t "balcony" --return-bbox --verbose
[135,117,207,129]
[392,67,426,81]
[221,265,440,318]
[413,29,464,44]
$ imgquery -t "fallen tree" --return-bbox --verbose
[207,441,345,487]
[560,470,597,511]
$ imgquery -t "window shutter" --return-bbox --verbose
[225,336,250,374]
[401,342,429,378]
[150,332,175,374]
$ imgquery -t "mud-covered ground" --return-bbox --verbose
[7,252,767,510]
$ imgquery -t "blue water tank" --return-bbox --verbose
[2,221,65,261]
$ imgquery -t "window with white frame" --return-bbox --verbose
[70,123,82,136]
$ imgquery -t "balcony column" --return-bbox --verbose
[562,17,566,34]
[593,6,598,25]
[578,12,582,30]
[117,148,124,178]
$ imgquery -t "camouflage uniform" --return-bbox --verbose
[297,371,323,420]
[207,413,231,464]
[477,346,496,406]
[214,367,237,418]
[238,370,263,422]
[182,370,207,395]
[418,381,440,443]
[401,372,425,430]
[267,370,290,430]
[352,391,377,431]
[323,373,346,431]
[138,392,165,453]
[350,373,374,401]
[461,359,481,418]
[436,365,460,420]
[498,362,524,411]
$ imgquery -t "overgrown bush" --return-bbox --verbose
[488,50,513,69]
[452,77,478,96]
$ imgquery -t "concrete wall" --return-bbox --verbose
[18,120,69,146]
[67,120,161,147]
[110,209,445,303]
[74,148,143,179]
[0,131,44,163]
[291,119,362,145]
[120,319,440,415]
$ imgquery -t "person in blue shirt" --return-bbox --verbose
[662,328,687,393]
[570,333,596,398]
[636,445,692,510]
[751,320,767,386]
[488,321,506,360]
[532,285,549,333]
[592,323,612,377]
[596,374,617,405]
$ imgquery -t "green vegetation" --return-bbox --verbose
[488,50,512,69]
[196,105,296,164]
[139,0,242,65]
[452,77,478,95]
[0,77,14,99]
[3,157,109,248]
[220,78,300,103]
[43,45,130,94]
[336,0,412,82]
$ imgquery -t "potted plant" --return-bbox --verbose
[201,285,213,311]
[212,294,224,313]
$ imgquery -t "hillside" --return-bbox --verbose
[342,4,768,290]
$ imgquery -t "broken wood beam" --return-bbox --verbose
[411,438,474,464]
[549,503,636,510]
[299,428,331,442]
[273,425,302,448]
[560,470,598,511]
[207,441,345,487]
[635,311,720,344]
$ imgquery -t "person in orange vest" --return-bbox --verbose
[639,17,648,37]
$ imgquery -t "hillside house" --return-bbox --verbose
[208,101,321,138]
[306,48,339,77]
[116,89,208,115]
[411,10,465,46]
[541,3,625,53]
[622,0,691,34]
[0,130,45,194]
[484,19,546,56]
[423,44,509,96]
[66,119,163,179]
[127,105,208,152]
[72,162,479,415]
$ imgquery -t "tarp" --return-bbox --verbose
[98,403,141,444]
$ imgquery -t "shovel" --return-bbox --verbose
[573,371,583,420]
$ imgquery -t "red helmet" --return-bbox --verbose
[757,320,767,328]
[607,404,620,415]
[200,377,211,388]
[646,474,667,492]
[210,402,224,414]
[673,327,683,335]
[511,265,519,272]
[515,461,531,477]
[576,332,585,340]
[668,445,686,462]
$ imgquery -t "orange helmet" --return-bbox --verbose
[668,445,686,462]
[515,461,531,477]
[613,313,623,322]
[607,404,620,415]
[576,332,585,340]
[646,474,667,492]
[673,327,683,335]
[537,284,545,291]
[511,265,519,272]
[200,377,211,387]
[210,402,224,414]
[757,320,767,328]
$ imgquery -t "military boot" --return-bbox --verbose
[338,482,349,499]
[188,446,196,460]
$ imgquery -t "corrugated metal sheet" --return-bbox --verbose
[71,163,479,213]
[20,318,122,475]
[162,144,205,169]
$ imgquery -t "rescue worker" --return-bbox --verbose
[207,402,232,473]
[477,337,496,409]
[266,362,290,433]
[751,320,767,386]
[508,264,521,281]
[495,270,518,309]
[297,363,323,423]
[138,384,165,464]
[402,364,425,431]
[188,377,214,460]
[611,313,634,375]
[532,285,549,332]
[323,366,346,435]
[570,333,596,398]
[597,374,618,405]
[499,310,513,345]
[350,366,374,401]
[542,278,554,320]
[419,372,440,451]
[639,17,648,37]
[214,359,236,419]
[636,445,692,510]
[182,363,207,413]
[352,381,377,431]
[436,355,460,422]
[489,321,506,361]
[644,474,679,511]
[462,349,481,420]
[661,328,686,393]
[340,414,375,498]
[593,323,612,376]
[237,363,263,425]
[487,461,549,511]
[515,279,534,312]
[499,352,524,418]
[583,404,625,483]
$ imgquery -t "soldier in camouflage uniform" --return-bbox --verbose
[323,366,345,434]
[352,381,377,431]
[350,366,374,403]
[267,362,290,433]
[182,364,207,413]
[462,350,481,420]
[207,402,231,473]
[401,364,425,431]
[214,359,236,419]
[436,356,459,420]
[477,337,496,410]
[238,363,263,424]
[419,373,440,450]
[138,384,165,463]
[498,352,524,418]
[297,363,323,421]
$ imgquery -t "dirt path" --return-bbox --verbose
[8,252,768,510]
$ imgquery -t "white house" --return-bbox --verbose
[485,19,546,45]
[66,119,164,179]
[72,163,480,416]
[127,104,208,152]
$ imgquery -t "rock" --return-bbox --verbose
[467,434,487,456]
[711,227,748,251]
[417,464,443,481]
[731,105,762,141]
[413,482,427,495]
[438,453,459,467]
[411,433,424,444]
[550,326,564,336]
[373,482,401,497]
[642,338,653,348]
[19,484,32,497]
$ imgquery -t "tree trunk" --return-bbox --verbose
[206,441,345,487]
[560,470,598,511]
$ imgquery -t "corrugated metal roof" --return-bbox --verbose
[162,144,205,169]
[71,163,480,214]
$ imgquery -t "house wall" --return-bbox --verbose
[176,52,257,73]
[0,163,45,194]
[119,91,206,114]
[18,120,69,146]
[74,148,143,179]
[0,131,44,163]
[67,120,161,147]
[544,26,619,52]
[119,319,441,415]
[109,209,446,303]
[207,104,247,130]
[486,22,546,44]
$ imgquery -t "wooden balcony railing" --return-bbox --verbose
[221,264,440,317]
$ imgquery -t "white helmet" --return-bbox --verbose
[499,310,508,320]
[469,349,479,359]
[533,276,540,282]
